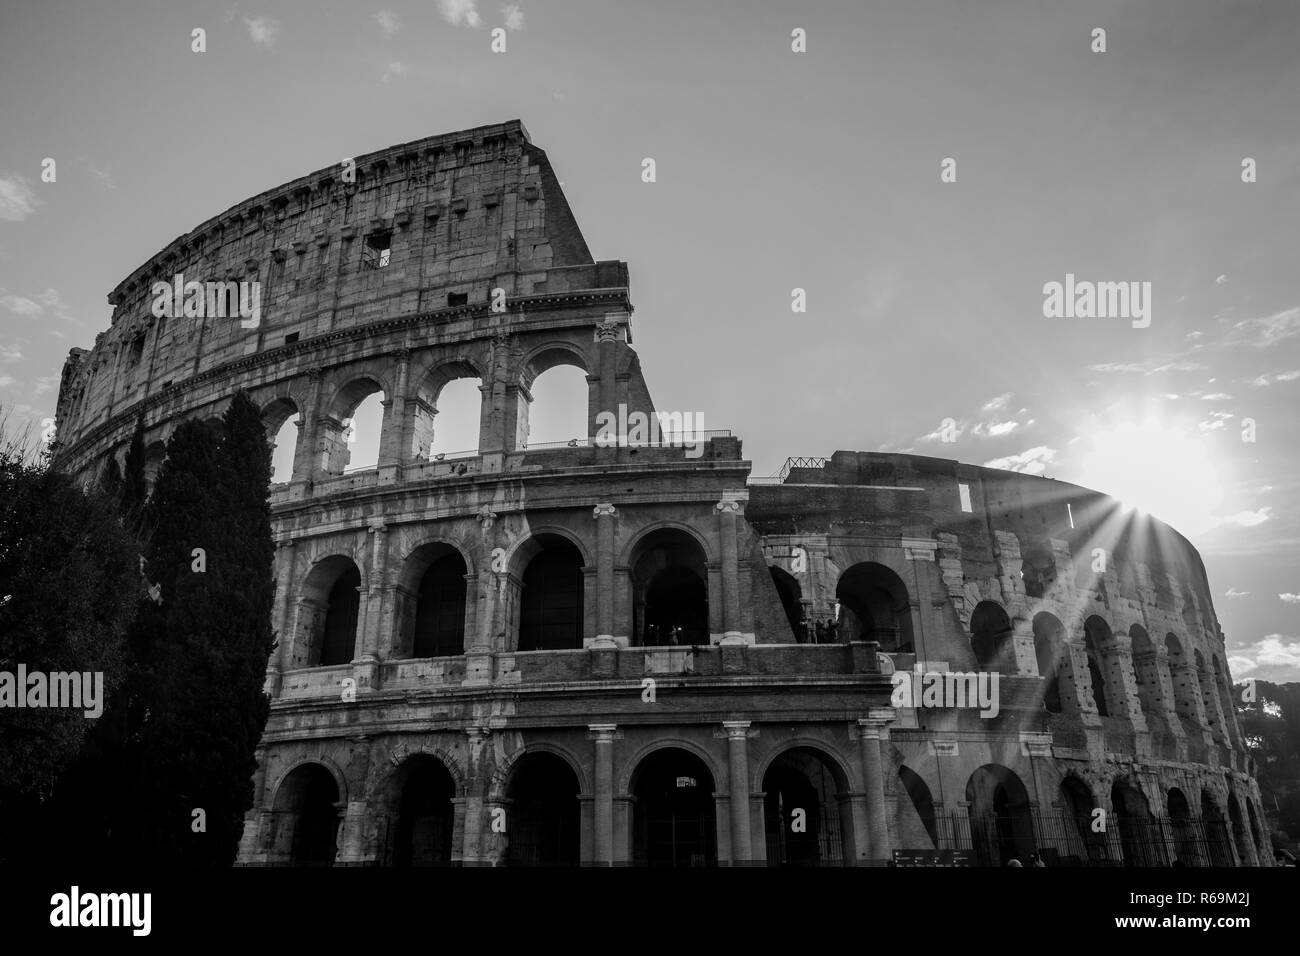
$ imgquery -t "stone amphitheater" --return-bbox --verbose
[50,120,1270,866]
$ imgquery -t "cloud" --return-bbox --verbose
[1224,588,1250,599]
[32,375,58,396]
[0,375,15,390]
[1089,359,1204,374]
[244,15,280,47]
[971,419,1024,437]
[980,392,1012,413]
[0,173,42,222]
[381,61,411,83]
[438,0,483,27]
[501,3,525,30]
[1200,392,1232,400]
[1215,274,1228,285]
[1218,508,1271,528]
[0,343,21,363]
[1226,635,1300,679]
[1249,370,1300,387]
[984,445,1056,476]
[1280,593,1300,605]
[1225,305,1300,349]
[0,294,41,315]
[375,9,401,36]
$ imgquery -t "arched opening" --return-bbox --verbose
[397,543,468,659]
[518,536,585,651]
[523,361,588,447]
[414,364,482,460]
[631,748,717,867]
[1212,656,1236,737]
[898,766,938,849]
[1083,617,1112,717]
[1195,650,1221,736]
[295,556,361,668]
[834,562,913,651]
[322,378,385,475]
[1227,794,1252,866]
[970,601,1016,672]
[1059,776,1107,865]
[1165,634,1195,718]
[1032,612,1067,713]
[1246,800,1264,860]
[1129,625,1159,718]
[1200,791,1233,866]
[965,764,1035,866]
[761,748,850,866]
[769,566,805,642]
[381,756,456,867]
[1019,541,1057,599]
[503,752,580,866]
[271,764,340,866]
[630,529,709,647]
[1167,788,1204,866]
[1111,779,1164,866]
[262,398,301,485]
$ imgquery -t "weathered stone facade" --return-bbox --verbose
[52,121,1270,866]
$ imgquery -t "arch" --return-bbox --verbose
[1129,624,1159,718]
[617,737,726,796]
[752,738,855,794]
[970,600,1016,672]
[375,755,457,866]
[523,363,589,447]
[1200,789,1233,866]
[1167,787,1203,866]
[502,751,581,866]
[1032,612,1067,713]
[492,741,591,801]
[522,341,591,381]
[262,397,301,484]
[1227,792,1252,866]
[769,567,806,642]
[1083,616,1113,717]
[1246,799,1264,859]
[1111,777,1164,866]
[322,376,387,475]
[505,525,593,575]
[965,764,1035,867]
[762,746,852,866]
[898,766,939,848]
[1165,633,1196,717]
[621,520,715,568]
[413,359,483,459]
[1058,774,1107,865]
[630,746,718,867]
[834,561,914,651]
[397,543,468,658]
[628,527,709,646]
[269,762,342,866]
[517,534,586,651]
[296,555,361,668]
[1195,649,1221,736]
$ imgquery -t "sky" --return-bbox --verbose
[0,0,1298,682]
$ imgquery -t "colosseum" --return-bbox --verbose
[50,120,1270,867]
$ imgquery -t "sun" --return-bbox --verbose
[1074,421,1223,537]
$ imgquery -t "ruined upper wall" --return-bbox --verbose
[54,121,611,447]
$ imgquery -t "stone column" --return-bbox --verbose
[354,521,387,692]
[857,709,895,862]
[466,507,498,684]
[266,536,297,696]
[716,498,743,643]
[590,724,617,865]
[591,504,619,648]
[377,347,410,475]
[290,367,325,495]
[723,720,753,864]
[594,321,620,461]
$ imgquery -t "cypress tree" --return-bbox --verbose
[119,413,148,531]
